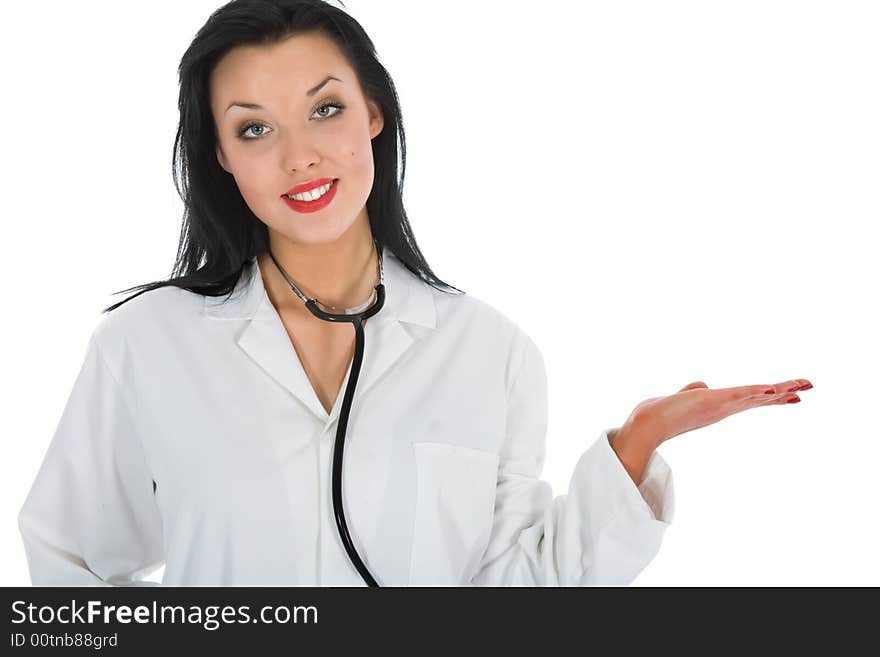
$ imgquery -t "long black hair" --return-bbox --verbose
[103,0,463,314]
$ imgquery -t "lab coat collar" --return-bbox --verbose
[201,245,435,327]
[201,245,437,425]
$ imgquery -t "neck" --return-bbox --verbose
[259,220,378,315]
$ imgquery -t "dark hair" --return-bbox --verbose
[103,0,463,314]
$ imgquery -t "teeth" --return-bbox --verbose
[285,181,333,201]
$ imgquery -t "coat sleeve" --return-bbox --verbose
[18,332,164,586]
[469,333,674,586]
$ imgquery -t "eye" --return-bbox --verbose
[314,101,344,120]
[236,100,346,141]
[237,122,268,140]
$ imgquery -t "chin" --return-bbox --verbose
[280,222,355,247]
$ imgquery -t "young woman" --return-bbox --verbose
[18,0,811,587]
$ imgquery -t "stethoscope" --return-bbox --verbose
[267,238,385,587]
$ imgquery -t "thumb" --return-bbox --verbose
[679,381,708,392]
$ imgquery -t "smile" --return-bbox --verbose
[282,179,339,214]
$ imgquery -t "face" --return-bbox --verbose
[210,31,384,247]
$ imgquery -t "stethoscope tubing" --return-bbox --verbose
[307,286,386,587]
[268,243,386,587]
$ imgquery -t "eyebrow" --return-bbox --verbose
[224,75,342,113]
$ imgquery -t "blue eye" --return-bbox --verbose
[236,101,346,141]
[314,101,344,120]
[238,123,267,140]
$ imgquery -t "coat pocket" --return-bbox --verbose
[408,441,499,585]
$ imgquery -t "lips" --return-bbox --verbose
[281,178,339,214]
[284,177,337,196]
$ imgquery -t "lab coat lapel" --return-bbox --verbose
[203,247,436,426]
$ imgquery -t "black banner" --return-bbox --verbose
[0,586,871,652]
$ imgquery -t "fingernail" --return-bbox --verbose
[787,396,801,403]
[786,385,801,392]
[799,383,813,391]
[764,388,775,394]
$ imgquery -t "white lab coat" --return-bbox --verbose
[18,247,674,586]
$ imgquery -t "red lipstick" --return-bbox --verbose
[281,178,339,214]
[285,177,335,196]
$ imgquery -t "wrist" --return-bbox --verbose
[610,418,659,486]
[616,412,663,452]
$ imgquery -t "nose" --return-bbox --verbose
[279,130,322,174]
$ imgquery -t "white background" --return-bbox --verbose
[2,0,877,586]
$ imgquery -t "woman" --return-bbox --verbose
[18,0,811,587]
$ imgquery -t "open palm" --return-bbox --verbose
[631,378,813,447]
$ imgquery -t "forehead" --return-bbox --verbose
[210,32,348,104]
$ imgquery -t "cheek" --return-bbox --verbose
[343,140,374,179]
[234,176,266,208]
[230,161,273,201]
[228,170,284,226]
[335,123,374,169]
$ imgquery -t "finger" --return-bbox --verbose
[678,381,708,393]
[758,379,813,396]
[722,383,785,399]
[729,390,800,416]
[714,381,805,412]
[752,392,802,407]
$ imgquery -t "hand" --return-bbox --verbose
[625,378,814,449]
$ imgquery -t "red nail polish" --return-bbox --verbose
[787,397,801,403]
[764,389,775,394]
